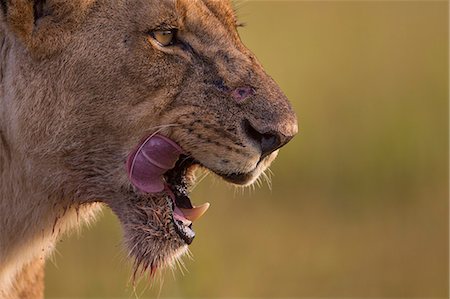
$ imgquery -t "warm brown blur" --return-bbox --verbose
[45,1,449,298]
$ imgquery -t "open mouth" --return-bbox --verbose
[164,156,210,244]
[126,134,211,245]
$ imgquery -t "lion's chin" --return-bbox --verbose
[108,190,189,278]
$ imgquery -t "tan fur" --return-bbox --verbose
[4,259,44,299]
[0,0,297,298]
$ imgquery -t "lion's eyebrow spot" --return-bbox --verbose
[211,79,229,92]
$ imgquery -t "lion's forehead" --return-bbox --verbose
[182,0,237,30]
[130,0,237,36]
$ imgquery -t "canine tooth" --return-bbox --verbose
[173,207,192,226]
[180,203,210,222]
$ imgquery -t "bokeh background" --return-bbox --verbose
[46,1,449,298]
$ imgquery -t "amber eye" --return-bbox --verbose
[152,30,176,47]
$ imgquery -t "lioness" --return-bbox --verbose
[0,0,298,298]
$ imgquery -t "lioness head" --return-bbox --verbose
[1,0,297,277]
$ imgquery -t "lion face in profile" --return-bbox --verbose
[0,0,297,288]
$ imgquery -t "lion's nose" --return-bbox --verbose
[243,120,294,159]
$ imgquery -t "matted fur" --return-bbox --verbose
[0,0,297,298]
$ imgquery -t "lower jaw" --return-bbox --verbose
[107,190,187,275]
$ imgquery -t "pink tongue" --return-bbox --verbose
[127,134,183,193]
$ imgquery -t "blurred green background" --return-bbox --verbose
[46,1,449,298]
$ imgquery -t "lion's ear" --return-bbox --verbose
[1,0,91,56]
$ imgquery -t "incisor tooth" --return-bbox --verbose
[180,203,210,222]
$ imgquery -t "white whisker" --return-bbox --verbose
[149,123,181,134]
[191,169,210,191]
[262,170,272,191]
[187,248,194,261]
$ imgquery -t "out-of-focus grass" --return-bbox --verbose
[46,1,449,298]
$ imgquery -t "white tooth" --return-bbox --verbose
[182,219,192,226]
[173,207,192,226]
[180,203,210,222]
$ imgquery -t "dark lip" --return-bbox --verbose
[172,217,195,245]
[216,171,254,185]
[168,199,195,245]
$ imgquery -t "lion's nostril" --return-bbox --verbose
[260,134,281,158]
[242,120,291,159]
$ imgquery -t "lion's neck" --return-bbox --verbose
[0,131,101,296]
[0,168,101,295]
[0,30,101,296]
[0,138,101,295]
